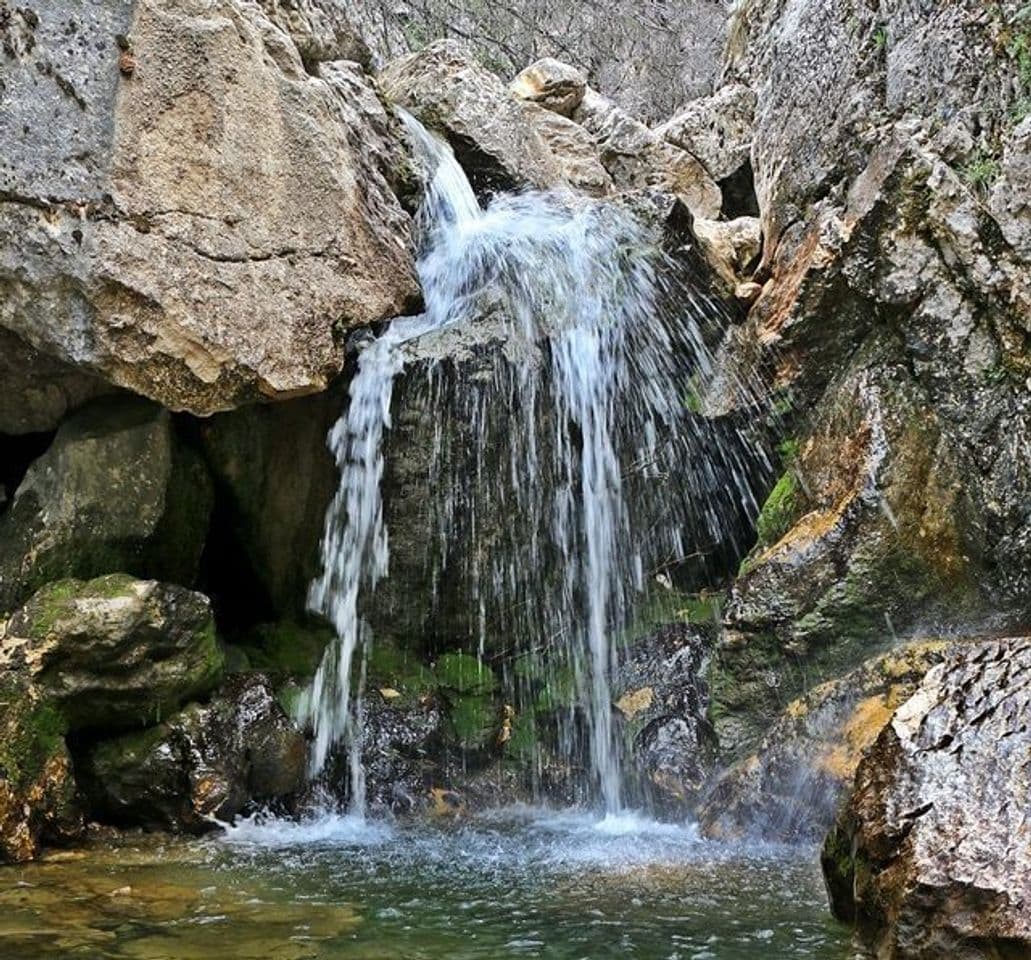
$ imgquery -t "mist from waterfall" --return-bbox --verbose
[300,112,768,816]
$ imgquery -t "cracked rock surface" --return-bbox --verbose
[0,0,419,420]
[822,637,1031,959]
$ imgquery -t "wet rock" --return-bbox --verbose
[0,0,418,415]
[613,623,717,810]
[701,639,953,842]
[80,674,305,833]
[510,58,587,118]
[5,575,223,732]
[0,397,212,613]
[0,668,81,863]
[709,0,1031,655]
[575,88,722,219]
[717,343,984,752]
[654,83,755,182]
[822,637,1031,958]
[360,693,444,815]
[380,40,566,194]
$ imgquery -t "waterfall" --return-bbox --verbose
[301,113,768,815]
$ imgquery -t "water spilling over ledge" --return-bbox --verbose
[299,114,772,815]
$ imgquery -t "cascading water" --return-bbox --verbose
[301,113,769,816]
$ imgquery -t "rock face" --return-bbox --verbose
[0,0,419,416]
[0,398,212,614]
[702,639,953,842]
[80,674,305,832]
[708,0,1031,754]
[823,638,1031,959]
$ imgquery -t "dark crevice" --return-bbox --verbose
[719,160,760,219]
[0,429,56,515]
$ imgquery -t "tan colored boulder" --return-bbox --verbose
[575,88,722,219]
[0,0,419,416]
[523,105,613,197]
[692,216,761,286]
[655,83,755,181]
[510,58,587,118]
[380,40,567,192]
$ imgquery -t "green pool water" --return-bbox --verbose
[0,808,854,959]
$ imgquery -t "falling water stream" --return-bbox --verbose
[300,115,766,816]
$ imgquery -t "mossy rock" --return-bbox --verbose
[7,575,224,733]
[0,397,212,614]
[444,693,498,750]
[236,621,333,681]
[366,642,436,700]
[433,652,497,695]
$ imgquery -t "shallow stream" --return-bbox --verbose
[2,808,852,959]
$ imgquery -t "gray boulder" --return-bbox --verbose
[0,0,419,416]
[0,397,212,613]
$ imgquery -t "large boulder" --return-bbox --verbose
[701,639,953,842]
[823,637,1031,958]
[0,397,212,613]
[654,83,756,183]
[575,88,722,219]
[0,574,223,859]
[0,0,419,416]
[79,674,305,832]
[5,575,223,732]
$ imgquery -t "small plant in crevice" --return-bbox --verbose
[961,151,1002,194]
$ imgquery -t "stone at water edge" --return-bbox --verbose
[79,674,306,833]
[0,0,418,416]
[822,637,1031,959]
[0,574,223,860]
[0,396,213,615]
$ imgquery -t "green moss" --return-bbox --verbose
[0,683,68,789]
[504,710,538,761]
[961,151,1001,193]
[754,470,800,550]
[445,693,497,750]
[434,652,497,695]
[366,642,436,699]
[237,622,332,681]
